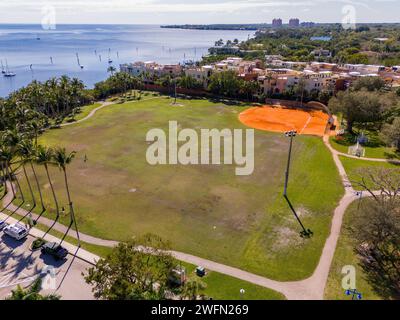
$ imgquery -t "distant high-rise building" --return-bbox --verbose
[300,21,315,28]
[289,18,300,27]
[272,18,283,27]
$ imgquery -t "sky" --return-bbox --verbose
[0,0,399,25]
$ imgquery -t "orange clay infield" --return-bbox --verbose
[239,105,330,136]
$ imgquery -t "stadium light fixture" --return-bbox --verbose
[283,130,313,238]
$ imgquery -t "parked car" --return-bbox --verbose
[3,223,28,240]
[41,242,68,260]
[0,220,8,231]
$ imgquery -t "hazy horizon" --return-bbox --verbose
[0,0,398,25]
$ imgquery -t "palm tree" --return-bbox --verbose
[0,140,17,214]
[265,73,274,97]
[107,66,116,76]
[53,147,80,246]
[180,279,207,300]
[0,161,7,201]
[35,145,59,236]
[2,130,26,216]
[16,140,39,224]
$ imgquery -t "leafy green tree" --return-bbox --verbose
[177,75,203,89]
[347,53,369,64]
[6,278,60,300]
[328,90,394,133]
[318,89,332,105]
[352,77,386,92]
[208,71,241,98]
[380,117,400,151]
[84,234,176,300]
[180,279,207,300]
[349,168,400,299]
[239,80,260,100]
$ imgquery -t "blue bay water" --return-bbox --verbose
[0,24,252,97]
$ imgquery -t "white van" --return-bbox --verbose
[3,223,28,240]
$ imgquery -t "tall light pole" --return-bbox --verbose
[283,130,313,238]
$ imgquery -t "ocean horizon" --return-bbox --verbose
[0,24,252,97]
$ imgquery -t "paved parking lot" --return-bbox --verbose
[0,233,95,300]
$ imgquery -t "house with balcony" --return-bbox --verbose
[185,65,213,88]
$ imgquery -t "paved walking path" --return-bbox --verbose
[60,101,114,127]
[0,99,387,300]
[326,137,400,164]
[60,96,162,128]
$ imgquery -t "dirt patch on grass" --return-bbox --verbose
[272,226,302,251]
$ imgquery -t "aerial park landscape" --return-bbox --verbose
[0,1,399,314]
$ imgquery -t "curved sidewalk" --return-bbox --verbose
[61,96,162,127]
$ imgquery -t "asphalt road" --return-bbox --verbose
[0,233,95,300]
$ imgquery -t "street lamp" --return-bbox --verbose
[283,130,296,196]
[283,130,313,238]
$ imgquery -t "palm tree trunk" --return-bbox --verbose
[9,164,25,215]
[0,162,7,200]
[5,163,15,197]
[22,165,34,207]
[60,168,80,245]
[0,163,18,218]
[30,162,45,212]
[18,164,36,224]
[43,164,60,237]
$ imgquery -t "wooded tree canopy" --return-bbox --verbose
[352,77,386,92]
[349,168,400,299]
[380,117,400,150]
[84,234,176,300]
[328,90,397,132]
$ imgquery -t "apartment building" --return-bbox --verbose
[120,61,182,79]
[185,65,213,88]
[272,18,283,27]
[289,18,300,27]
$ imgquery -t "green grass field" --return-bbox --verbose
[329,136,399,160]
[14,96,343,281]
[324,201,382,300]
[340,156,400,190]
[180,262,285,300]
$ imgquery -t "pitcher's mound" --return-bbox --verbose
[239,105,329,136]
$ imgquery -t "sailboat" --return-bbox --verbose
[3,60,16,77]
[108,48,113,64]
[1,60,5,74]
[76,53,84,69]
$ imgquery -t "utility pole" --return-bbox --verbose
[283,130,313,238]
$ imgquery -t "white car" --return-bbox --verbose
[0,220,7,230]
[3,223,28,240]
